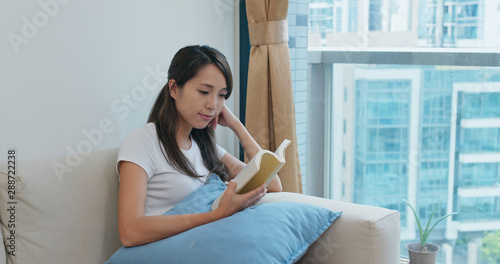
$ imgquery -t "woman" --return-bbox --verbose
[117,45,282,247]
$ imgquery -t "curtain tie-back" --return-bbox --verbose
[248,19,288,46]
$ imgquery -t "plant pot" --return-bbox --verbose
[406,242,440,264]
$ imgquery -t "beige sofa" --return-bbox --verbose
[0,148,400,264]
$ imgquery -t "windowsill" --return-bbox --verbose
[308,46,500,53]
[308,48,500,66]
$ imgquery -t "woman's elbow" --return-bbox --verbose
[119,228,135,247]
[119,222,142,247]
[273,184,283,192]
[267,177,283,192]
[120,237,135,248]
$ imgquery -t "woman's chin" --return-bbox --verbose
[193,123,210,130]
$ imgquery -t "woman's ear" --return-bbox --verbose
[168,79,178,99]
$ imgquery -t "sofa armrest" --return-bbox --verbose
[260,192,400,264]
[0,148,122,264]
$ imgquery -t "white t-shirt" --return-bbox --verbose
[117,123,227,216]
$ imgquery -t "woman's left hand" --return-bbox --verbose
[209,105,238,130]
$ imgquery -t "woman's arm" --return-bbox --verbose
[213,106,282,192]
[118,161,266,247]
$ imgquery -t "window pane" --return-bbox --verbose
[331,63,500,264]
[309,0,499,49]
[307,0,500,263]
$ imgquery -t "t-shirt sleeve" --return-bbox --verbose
[216,144,227,159]
[117,128,157,180]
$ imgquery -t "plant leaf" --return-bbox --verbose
[423,212,458,243]
[422,203,439,245]
[403,199,424,245]
[404,198,458,248]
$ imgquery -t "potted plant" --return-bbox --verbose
[403,199,457,264]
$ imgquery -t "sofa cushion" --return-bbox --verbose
[105,174,341,264]
[260,192,401,264]
[0,148,122,264]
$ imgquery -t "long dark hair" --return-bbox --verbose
[148,45,232,181]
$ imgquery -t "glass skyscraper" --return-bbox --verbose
[336,65,500,263]
[309,0,498,48]
[308,0,500,262]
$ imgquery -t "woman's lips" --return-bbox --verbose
[200,114,213,121]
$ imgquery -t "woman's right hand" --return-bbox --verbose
[214,180,267,218]
[210,105,239,131]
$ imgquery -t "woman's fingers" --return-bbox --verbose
[214,105,239,129]
[226,180,237,192]
[221,181,267,211]
[241,183,267,208]
[210,115,218,130]
[210,106,224,130]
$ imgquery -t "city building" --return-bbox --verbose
[308,0,500,262]
[422,0,500,47]
[309,0,500,48]
[331,64,500,263]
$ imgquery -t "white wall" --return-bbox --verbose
[0,0,239,165]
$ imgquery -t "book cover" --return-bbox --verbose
[211,139,291,211]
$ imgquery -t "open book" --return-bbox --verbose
[211,139,291,211]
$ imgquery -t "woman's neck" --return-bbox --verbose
[176,126,192,150]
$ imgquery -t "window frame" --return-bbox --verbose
[308,47,500,196]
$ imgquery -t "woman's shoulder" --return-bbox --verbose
[122,123,158,146]
[117,123,160,179]
[126,122,156,137]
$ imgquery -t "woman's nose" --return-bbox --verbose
[207,94,217,109]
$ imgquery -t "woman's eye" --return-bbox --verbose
[199,90,209,95]
[219,94,227,98]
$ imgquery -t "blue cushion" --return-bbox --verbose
[105,174,341,264]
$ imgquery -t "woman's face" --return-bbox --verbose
[170,64,228,131]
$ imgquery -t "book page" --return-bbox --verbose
[274,139,291,159]
[232,158,259,192]
[237,153,281,194]
[211,139,291,210]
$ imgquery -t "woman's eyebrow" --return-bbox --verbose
[199,83,215,89]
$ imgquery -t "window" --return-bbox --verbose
[458,26,477,39]
[458,4,479,18]
[348,0,357,32]
[306,0,500,263]
[368,0,382,31]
